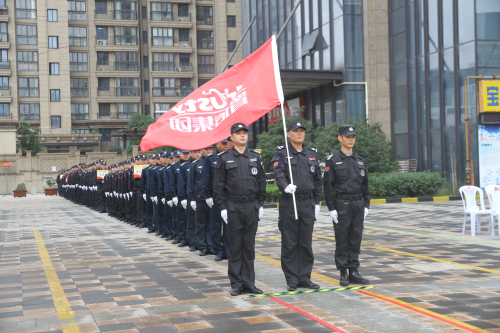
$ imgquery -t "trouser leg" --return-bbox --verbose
[347,199,365,269]
[177,205,187,243]
[157,201,165,234]
[146,197,154,231]
[164,203,172,236]
[333,198,352,270]
[210,203,225,256]
[195,201,209,251]
[187,205,196,245]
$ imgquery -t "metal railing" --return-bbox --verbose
[197,40,214,49]
[95,35,138,46]
[71,88,89,98]
[69,37,87,47]
[16,8,36,19]
[97,87,140,97]
[71,113,89,120]
[96,61,139,71]
[0,6,8,15]
[196,15,213,25]
[0,86,11,96]
[19,87,39,98]
[68,11,86,21]
[151,62,192,72]
[150,11,190,22]
[18,61,37,71]
[17,36,37,45]
[117,112,137,119]
[151,37,191,47]
[152,87,192,97]
[20,114,40,121]
[0,60,10,69]
[70,62,88,72]
[198,63,214,74]
[95,9,138,20]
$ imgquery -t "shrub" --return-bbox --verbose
[108,146,123,155]
[16,183,26,191]
[369,172,445,198]
[265,184,281,203]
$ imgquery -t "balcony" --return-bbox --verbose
[19,87,39,98]
[0,60,9,69]
[95,10,138,20]
[95,36,138,46]
[71,88,89,98]
[0,32,7,42]
[0,86,11,96]
[68,11,87,21]
[197,39,214,49]
[198,63,214,74]
[97,87,140,97]
[69,37,87,47]
[18,61,38,71]
[196,15,213,25]
[151,62,192,72]
[150,11,190,22]
[96,61,139,72]
[20,114,40,121]
[152,86,192,97]
[71,113,89,120]
[151,37,191,47]
[0,6,8,15]
[16,8,36,19]
[70,62,88,72]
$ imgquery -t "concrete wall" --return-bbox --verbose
[0,129,16,155]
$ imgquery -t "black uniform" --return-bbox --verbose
[271,143,322,287]
[323,148,370,271]
[213,147,266,290]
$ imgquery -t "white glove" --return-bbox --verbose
[259,207,263,219]
[190,201,196,211]
[154,196,158,204]
[221,209,228,224]
[181,200,187,209]
[167,200,173,207]
[161,198,165,204]
[206,197,214,208]
[364,208,369,218]
[284,184,297,194]
[129,192,133,197]
[151,196,157,203]
[143,194,147,201]
[120,193,123,198]
[173,197,178,206]
[315,205,320,217]
[330,210,338,224]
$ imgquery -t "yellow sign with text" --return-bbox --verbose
[97,170,108,180]
[481,81,500,112]
[134,164,148,178]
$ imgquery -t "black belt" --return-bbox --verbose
[333,193,363,201]
[228,194,256,203]
[284,193,312,201]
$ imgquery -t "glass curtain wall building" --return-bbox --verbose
[241,0,366,147]
[390,0,500,183]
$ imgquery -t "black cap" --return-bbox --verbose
[131,157,136,162]
[227,136,233,142]
[160,151,168,157]
[230,123,248,133]
[173,151,180,157]
[149,154,156,159]
[179,149,190,153]
[339,125,356,136]
[101,161,106,165]
[78,162,85,166]
[155,153,161,158]
[204,145,213,149]
[139,154,147,159]
[287,121,306,132]
[167,152,174,158]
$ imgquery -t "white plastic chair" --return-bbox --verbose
[459,186,493,236]
[485,185,500,236]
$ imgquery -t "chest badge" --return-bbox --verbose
[310,166,315,173]
[251,167,258,175]
[360,170,365,177]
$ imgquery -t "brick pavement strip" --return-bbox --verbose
[1,196,500,332]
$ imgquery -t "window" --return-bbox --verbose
[98,78,109,91]
[19,103,39,120]
[17,25,37,45]
[227,15,236,27]
[198,79,210,87]
[152,52,174,71]
[95,1,106,14]
[0,103,9,117]
[72,129,90,134]
[178,3,188,16]
[0,77,7,89]
[179,78,190,87]
[19,78,39,97]
[154,103,171,118]
[114,26,137,45]
[142,31,147,43]
[198,55,214,73]
[49,63,59,75]
[99,103,110,117]
[197,30,213,49]
[151,27,173,46]
[18,51,38,71]
[97,52,109,65]
[48,36,58,48]
[144,104,149,115]
[16,0,36,19]
[96,26,108,40]
[71,103,89,120]
[117,103,138,119]
[180,54,190,66]
[0,50,7,69]
[114,0,136,20]
[196,6,213,25]
[116,77,139,96]
[50,89,60,102]
[143,56,148,68]
[115,51,138,70]
[144,80,149,92]
[179,29,189,42]
[0,23,7,43]
[100,128,111,141]
[151,2,172,21]
[51,116,61,128]
[227,0,235,2]
[69,52,88,71]
[152,78,175,97]
[70,78,88,98]
[141,6,146,19]
[228,40,236,52]
[48,9,58,21]
[67,1,86,20]
[68,27,86,46]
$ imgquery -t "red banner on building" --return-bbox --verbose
[267,97,304,125]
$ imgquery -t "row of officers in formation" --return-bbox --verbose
[57,122,371,296]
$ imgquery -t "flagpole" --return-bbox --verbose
[280,102,298,220]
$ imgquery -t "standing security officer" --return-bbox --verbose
[271,121,322,291]
[213,123,266,296]
[135,155,148,228]
[156,151,169,237]
[96,160,107,213]
[162,152,174,239]
[169,151,182,243]
[140,154,156,233]
[177,150,192,247]
[323,125,371,286]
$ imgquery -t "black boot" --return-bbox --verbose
[348,268,370,285]
[340,269,349,286]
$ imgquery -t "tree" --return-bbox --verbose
[108,146,123,154]
[256,114,314,171]
[17,122,43,156]
[127,113,156,130]
[314,118,398,174]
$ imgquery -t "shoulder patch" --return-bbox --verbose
[207,153,213,157]
[308,147,317,152]
[180,162,186,166]
[328,154,335,160]
[218,150,228,156]
[277,146,284,150]
[250,149,260,154]
[357,153,366,159]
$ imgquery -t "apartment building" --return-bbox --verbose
[0,0,241,153]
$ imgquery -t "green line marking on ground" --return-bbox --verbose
[247,286,374,298]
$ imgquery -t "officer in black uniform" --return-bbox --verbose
[271,121,322,291]
[213,123,266,296]
[323,125,371,286]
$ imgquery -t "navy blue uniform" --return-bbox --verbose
[170,161,181,240]
[161,165,173,237]
[177,159,193,245]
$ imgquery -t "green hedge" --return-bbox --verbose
[369,172,445,198]
[265,184,281,203]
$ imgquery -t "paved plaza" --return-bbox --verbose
[1,195,500,333]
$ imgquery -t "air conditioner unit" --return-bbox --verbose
[175,66,182,72]
[97,40,107,45]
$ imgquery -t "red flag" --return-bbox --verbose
[140,36,283,151]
